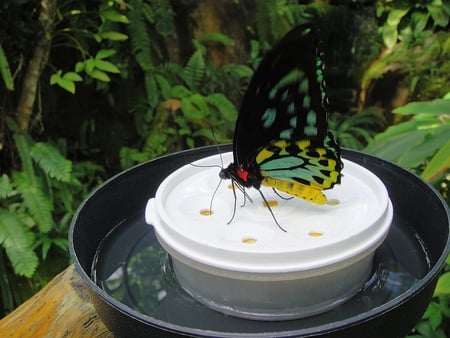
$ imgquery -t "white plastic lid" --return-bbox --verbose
[146,152,392,274]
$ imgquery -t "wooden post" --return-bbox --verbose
[0,265,112,337]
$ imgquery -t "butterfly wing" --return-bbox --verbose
[234,24,329,165]
[232,24,342,199]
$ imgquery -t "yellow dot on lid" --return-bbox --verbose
[200,209,213,216]
[326,199,340,206]
[242,237,257,244]
[308,231,324,238]
[263,200,279,208]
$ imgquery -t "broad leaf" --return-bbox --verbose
[422,140,450,182]
[393,98,450,116]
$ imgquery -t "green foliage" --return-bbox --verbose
[367,94,450,337]
[0,44,14,91]
[365,95,450,183]
[119,12,249,168]
[50,0,128,93]
[376,0,450,49]
[0,118,104,313]
[255,0,330,48]
[329,107,387,150]
[408,256,450,338]
[362,1,450,101]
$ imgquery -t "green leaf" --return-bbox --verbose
[184,49,205,91]
[382,24,399,49]
[0,174,14,199]
[0,208,38,277]
[205,93,237,121]
[13,172,53,233]
[85,58,95,75]
[189,94,210,118]
[397,126,450,168]
[100,31,129,41]
[89,69,111,82]
[427,4,450,27]
[170,85,192,99]
[181,97,204,120]
[93,59,120,74]
[386,8,410,26]
[0,44,14,90]
[411,11,430,35]
[434,272,450,297]
[29,142,72,182]
[63,72,83,82]
[422,140,450,182]
[100,9,129,24]
[155,74,172,99]
[75,61,85,72]
[394,99,450,116]
[423,302,443,330]
[50,71,79,93]
[96,49,117,59]
[366,129,429,162]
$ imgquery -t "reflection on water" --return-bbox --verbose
[92,214,429,334]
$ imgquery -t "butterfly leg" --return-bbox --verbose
[272,188,294,201]
[257,189,287,232]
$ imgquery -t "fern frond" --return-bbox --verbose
[183,48,205,91]
[153,0,175,35]
[0,208,38,277]
[206,93,237,122]
[13,172,53,233]
[30,142,72,182]
[12,132,36,186]
[128,0,154,71]
[0,174,15,200]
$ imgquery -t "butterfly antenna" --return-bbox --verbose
[257,189,286,232]
[209,126,224,168]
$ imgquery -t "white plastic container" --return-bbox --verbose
[145,152,393,320]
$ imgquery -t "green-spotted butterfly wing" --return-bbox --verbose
[221,24,342,205]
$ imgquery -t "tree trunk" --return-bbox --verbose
[16,0,57,132]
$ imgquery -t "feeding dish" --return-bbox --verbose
[146,152,393,320]
[69,145,450,338]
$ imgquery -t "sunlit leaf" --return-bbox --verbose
[89,69,111,82]
[94,59,120,73]
[422,140,450,182]
[394,99,450,116]
[434,272,450,297]
[63,72,83,82]
[100,31,129,41]
[100,9,129,24]
[96,49,117,59]
[398,127,450,168]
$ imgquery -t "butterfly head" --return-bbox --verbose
[220,162,262,189]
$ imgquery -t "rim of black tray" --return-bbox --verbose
[69,145,450,337]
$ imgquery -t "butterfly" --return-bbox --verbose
[219,24,343,231]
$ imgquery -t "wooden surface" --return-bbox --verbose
[0,265,113,337]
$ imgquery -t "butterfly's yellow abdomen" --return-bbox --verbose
[261,177,327,205]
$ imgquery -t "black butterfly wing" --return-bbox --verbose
[233,24,330,167]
